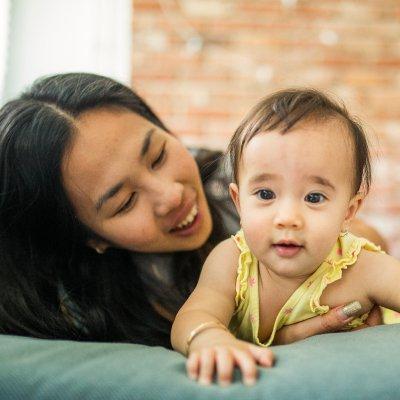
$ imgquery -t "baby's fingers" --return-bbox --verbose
[186,351,200,381]
[231,348,257,386]
[198,348,215,386]
[215,348,234,386]
[247,344,275,367]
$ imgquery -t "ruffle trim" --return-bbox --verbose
[232,230,252,307]
[310,238,363,314]
[309,235,382,320]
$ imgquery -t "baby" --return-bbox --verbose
[171,88,400,386]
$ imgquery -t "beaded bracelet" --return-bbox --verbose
[185,321,228,355]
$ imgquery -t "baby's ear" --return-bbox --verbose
[229,183,241,216]
[342,192,364,230]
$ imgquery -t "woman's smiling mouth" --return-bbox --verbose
[174,204,198,230]
[170,204,200,235]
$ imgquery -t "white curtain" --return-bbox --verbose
[3,0,132,102]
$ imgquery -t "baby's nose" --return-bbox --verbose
[274,202,304,229]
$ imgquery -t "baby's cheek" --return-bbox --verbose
[241,208,267,232]
[240,219,268,254]
[308,231,338,263]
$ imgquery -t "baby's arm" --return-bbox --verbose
[358,250,400,311]
[171,238,274,386]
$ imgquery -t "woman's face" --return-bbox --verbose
[62,107,212,253]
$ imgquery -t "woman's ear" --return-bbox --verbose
[87,238,110,254]
[229,183,241,216]
[342,192,364,232]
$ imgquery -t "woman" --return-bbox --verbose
[0,73,383,348]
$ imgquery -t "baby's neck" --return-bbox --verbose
[259,262,314,294]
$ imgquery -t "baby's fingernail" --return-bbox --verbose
[340,301,362,319]
[188,373,197,380]
[262,355,273,366]
[219,380,230,387]
[198,378,211,386]
[244,377,256,386]
[263,360,272,367]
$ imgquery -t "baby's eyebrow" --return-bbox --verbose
[308,175,336,190]
[248,172,276,185]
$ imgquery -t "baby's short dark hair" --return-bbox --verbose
[227,88,371,195]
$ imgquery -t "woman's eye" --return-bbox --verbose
[151,143,166,169]
[305,192,326,204]
[116,193,136,215]
[256,189,275,201]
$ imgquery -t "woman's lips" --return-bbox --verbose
[170,210,202,237]
[174,204,198,229]
[168,200,196,230]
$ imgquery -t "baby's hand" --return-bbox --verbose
[186,337,274,386]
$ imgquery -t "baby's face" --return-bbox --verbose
[230,118,362,281]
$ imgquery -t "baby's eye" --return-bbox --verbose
[305,192,326,204]
[256,189,275,201]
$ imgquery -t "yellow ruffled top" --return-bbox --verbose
[228,230,386,347]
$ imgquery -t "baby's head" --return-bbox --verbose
[228,88,370,195]
[227,89,371,279]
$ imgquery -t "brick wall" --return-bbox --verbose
[131,0,400,255]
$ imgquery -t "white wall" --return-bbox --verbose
[3,0,132,102]
[0,0,10,101]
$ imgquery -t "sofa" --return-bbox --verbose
[1,324,399,399]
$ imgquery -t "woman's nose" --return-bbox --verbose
[152,181,184,217]
[273,201,304,230]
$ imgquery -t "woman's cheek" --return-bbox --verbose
[104,214,159,251]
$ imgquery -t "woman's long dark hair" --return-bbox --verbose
[0,73,228,347]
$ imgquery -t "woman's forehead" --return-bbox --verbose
[73,108,151,149]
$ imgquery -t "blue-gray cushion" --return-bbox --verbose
[0,324,399,399]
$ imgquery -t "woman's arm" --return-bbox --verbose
[171,239,274,386]
[273,303,382,345]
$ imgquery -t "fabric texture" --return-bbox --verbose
[1,325,400,399]
[229,230,389,346]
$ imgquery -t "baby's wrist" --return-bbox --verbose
[186,322,233,354]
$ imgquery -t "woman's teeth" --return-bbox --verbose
[175,205,198,229]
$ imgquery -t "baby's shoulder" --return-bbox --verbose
[198,238,240,294]
[356,247,388,265]
[203,238,240,270]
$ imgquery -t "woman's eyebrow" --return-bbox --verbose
[140,128,155,159]
[95,182,124,213]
